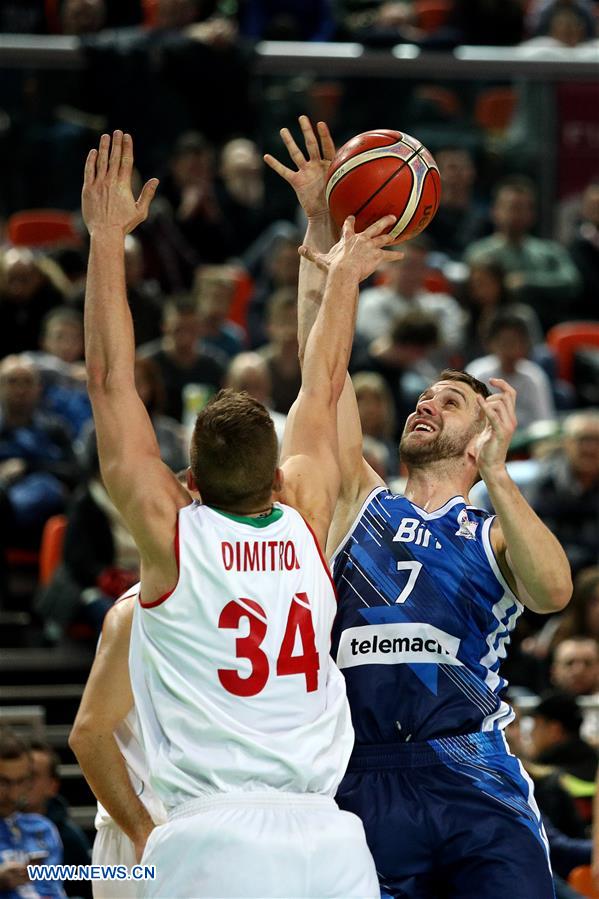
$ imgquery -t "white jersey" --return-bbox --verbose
[94,586,167,831]
[129,502,353,811]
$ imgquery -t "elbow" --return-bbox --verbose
[68,720,91,758]
[541,577,573,614]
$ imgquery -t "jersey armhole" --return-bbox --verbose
[328,486,387,569]
[139,516,180,609]
[301,515,339,604]
[481,516,522,609]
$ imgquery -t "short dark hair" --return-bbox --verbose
[534,692,583,736]
[485,312,531,344]
[41,306,83,335]
[29,740,60,781]
[391,311,439,347]
[0,728,29,762]
[436,369,491,400]
[494,175,536,202]
[163,295,197,320]
[190,388,278,512]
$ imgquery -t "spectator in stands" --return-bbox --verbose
[60,0,106,35]
[239,0,336,41]
[569,180,599,318]
[351,311,439,441]
[526,0,597,40]
[216,139,274,257]
[426,146,489,259]
[22,307,91,439]
[258,287,301,415]
[552,637,599,698]
[0,248,67,359]
[450,0,525,45]
[137,296,226,422]
[461,260,544,363]
[0,728,65,899]
[351,372,396,476]
[0,354,80,542]
[193,265,246,359]
[528,410,599,575]
[356,237,468,359]
[79,357,187,474]
[464,177,581,332]
[26,741,91,897]
[36,439,139,642]
[342,1,424,46]
[121,235,164,348]
[530,692,598,783]
[466,312,556,430]
[246,230,300,347]
[225,352,287,446]
[159,132,231,264]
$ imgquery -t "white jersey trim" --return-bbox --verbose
[329,486,386,568]
[406,495,467,521]
[481,516,522,609]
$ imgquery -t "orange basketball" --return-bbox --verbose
[326,130,441,244]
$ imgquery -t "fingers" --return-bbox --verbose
[341,215,356,239]
[263,153,294,182]
[119,132,134,181]
[83,148,97,186]
[317,121,335,161]
[299,115,320,161]
[298,244,328,272]
[362,214,397,238]
[382,249,405,263]
[96,132,111,178]
[136,178,160,219]
[108,129,123,178]
[280,127,306,168]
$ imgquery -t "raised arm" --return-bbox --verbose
[278,216,402,548]
[82,132,189,600]
[265,118,386,549]
[478,378,572,613]
[69,596,155,862]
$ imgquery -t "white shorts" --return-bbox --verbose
[138,792,379,898]
[92,823,138,899]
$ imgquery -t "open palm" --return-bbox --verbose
[264,115,335,219]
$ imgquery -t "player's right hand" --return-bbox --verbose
[0,861,30,890]
[300,215,404,283]
[82,131,159,237]
[263,115,335,219]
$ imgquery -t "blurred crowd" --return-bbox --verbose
[0,1,598,894]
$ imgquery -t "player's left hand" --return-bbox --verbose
[82,131,159,237]
[474,378,517,475]
[263,115,335,220]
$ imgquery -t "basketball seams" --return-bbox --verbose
[325,140,422,203]
[353,147,422,220]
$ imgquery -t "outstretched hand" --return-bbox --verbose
[82,131,159,237]
[263,115,335,219]
[299,215,404,284]
[475,379,518,475]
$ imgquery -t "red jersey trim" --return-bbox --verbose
[302,516,339,605]
[139,517,180,609]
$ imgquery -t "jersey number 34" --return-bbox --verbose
[218,593,319,697]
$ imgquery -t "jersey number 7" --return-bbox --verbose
[218,592,320,697]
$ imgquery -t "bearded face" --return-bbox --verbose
[400,409,480,467]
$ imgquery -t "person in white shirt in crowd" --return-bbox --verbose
[467,311,556,430]
[356,235,468,363]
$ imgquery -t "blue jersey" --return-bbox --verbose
[0,812,65,899]
[331,488,523,744]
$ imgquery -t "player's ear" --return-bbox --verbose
[186,467,199,497]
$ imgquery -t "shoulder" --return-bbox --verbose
[18,813,61,841]
[464,235,500,261]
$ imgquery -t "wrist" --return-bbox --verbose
[307,209,330,223]
[480,464,511,490]
[89,225,127,242]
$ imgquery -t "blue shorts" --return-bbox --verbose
[336,731,555,899]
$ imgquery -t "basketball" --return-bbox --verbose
[325,130,441,243]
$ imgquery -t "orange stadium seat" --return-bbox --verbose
[475,88,517,133]
[8,210,81,248]
[39,514,68,587]
[546,322,599,383]
[568,866,599,898]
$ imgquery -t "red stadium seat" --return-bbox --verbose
[568,866,599,898]
[475,88,517,133]
[414,0,454,33]
[8,209,81,248]
[39,514,68,586]
[546,322,599,383]
[227,268,254,333]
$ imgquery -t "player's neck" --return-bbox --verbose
[403,464,471,511]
